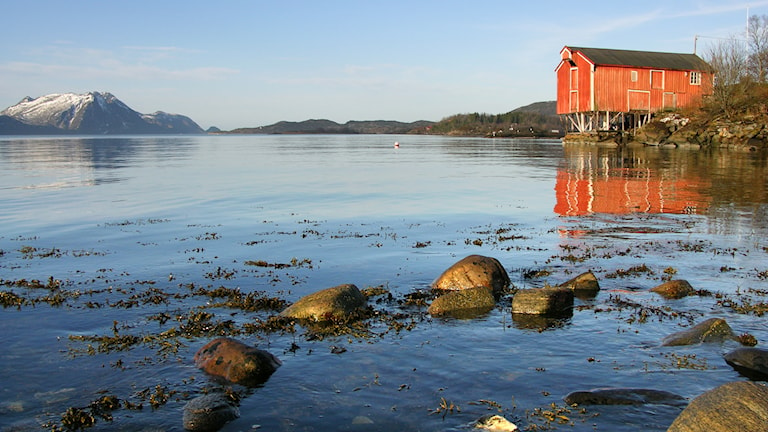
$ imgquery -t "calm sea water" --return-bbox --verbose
[1,135,767,431]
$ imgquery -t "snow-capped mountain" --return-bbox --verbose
[0,92,203,134]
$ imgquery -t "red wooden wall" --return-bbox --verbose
[556,48,713,115]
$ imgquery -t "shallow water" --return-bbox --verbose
[1,135,767,431]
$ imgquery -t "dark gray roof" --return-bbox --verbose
[566,46,712,71]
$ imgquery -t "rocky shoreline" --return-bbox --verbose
[563,113,768,150]
[177,255,768,432]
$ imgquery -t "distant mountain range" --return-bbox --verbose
[0,92,203,135]
[0,91,558,137]
[223,101,559,135]
[225,119,435,135]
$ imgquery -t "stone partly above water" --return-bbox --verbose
[650,279,696,299]
[431,255,510,295]
[511,286,574,316]
[474,414,519,431]
[563,387,687,407]
[194,337,281,386]
[724,347,768,380]
[183,393,240,432]
[279,283,367,322]
[428,286,496,318]
[557,271,600,297]
[667,381,768,432]
[661,317,734,346]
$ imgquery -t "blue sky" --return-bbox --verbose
[1,1,767,130]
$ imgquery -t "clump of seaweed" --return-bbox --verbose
[0,290,26,308]
[600,294,697,324]
[188,285,287,311]
[244,257,312,269]
[737,332,758,346]
[605,264,654,279]
[44,394,124,431]
[717,290,768,317]
[429,397,460,419]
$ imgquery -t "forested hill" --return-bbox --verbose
[221,101,560,136]
[426,101,562,137]
[226,119,433,135]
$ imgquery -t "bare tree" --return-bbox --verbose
[747,14,768,82]
[705,37,749,117]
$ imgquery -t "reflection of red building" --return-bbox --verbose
[554,158,710,216]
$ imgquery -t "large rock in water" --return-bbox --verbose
[650,279,695,299]
[724,347,768,380]
[183,393,239,432]
[661,317,734,346]
[563,388,687,406]
[558,271,600,297]
[431,255,510,295]
[667,381,768,432]
[428,286,496,318]
[511,286,573,316]
[194,337,281,386]
[279,283,367,322]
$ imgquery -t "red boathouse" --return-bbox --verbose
[555,46,714,133]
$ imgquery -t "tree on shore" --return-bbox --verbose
[747,14,768,83]
[704,14,768,118]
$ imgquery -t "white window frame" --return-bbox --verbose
[651,69,665,89]
[690,71,701,85]
[631,70,638,82]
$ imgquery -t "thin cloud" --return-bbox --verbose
[667,1,768,19]
[0,60,238,81]
[1,43,238,82]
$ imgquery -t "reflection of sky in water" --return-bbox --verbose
[1,135,766,239]
[0,135,562,231]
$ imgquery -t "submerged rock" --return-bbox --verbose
[558,271,600,297]
[194,337,281,386]
[183,393,239,432]
[724,347,768,380]
[563,387,687,406]
[661,317,734,346]
[279,283,367,322]
[510,314,570,331]
[511,286,573,316]
[650,279,695,299]
[431,255,510,295]
[474,414,519,431]
[667,381,768,432]
[428,286,495,318]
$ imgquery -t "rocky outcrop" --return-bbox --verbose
[558,271,600,297]
[428,286,495,318]
[661,318,734,346]
[563,388,687,406]
[431,255,510,295]
[724,348,768,380]
[667,381,768,432]
[182,393,239,432]
[194,337,281,386]
[511,286,573,316]
[629,113,768,150]
[650,279,695,299]
[279,284,368,322]
[474,414,519,431]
